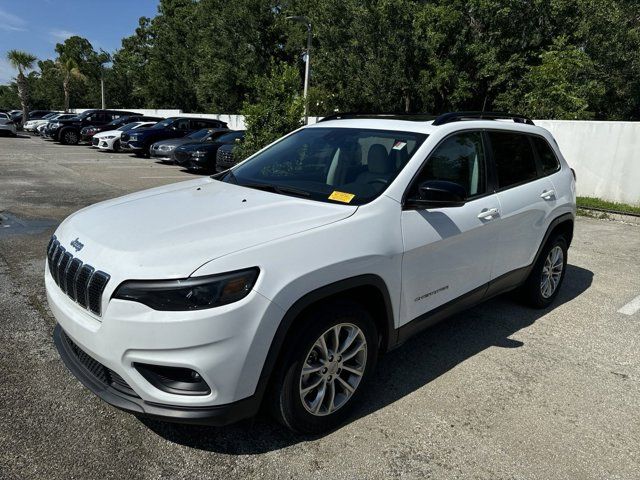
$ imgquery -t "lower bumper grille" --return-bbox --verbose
[61,328,138,397]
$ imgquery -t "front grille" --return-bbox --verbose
[47,235,110,316]
[92,137,99,146]
[216,148,234,167]
[121,133,130,142]
[174,150,190,164]
[61,329,138,397]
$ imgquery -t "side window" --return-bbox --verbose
[532,136,560,175]
[488,131,538,189]
[411,131,486,198]
[175,119,190,130]
[191,119,216,130]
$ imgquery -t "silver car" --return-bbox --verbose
[0,112,17,136]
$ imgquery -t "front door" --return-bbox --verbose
[400,130,501,326]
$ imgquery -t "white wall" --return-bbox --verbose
[536,120,640,205]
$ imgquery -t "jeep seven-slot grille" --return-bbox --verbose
[47,235,110,316]
[60,329,138,397]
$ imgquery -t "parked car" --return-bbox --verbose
[215,133,247,173]
[94,122,157,152]
[0,112,17,136]
[11,109,55,128]
[36,113,76,136]
[150,128,229,163]
[46,111,576,433]
[175,130,245,172]
[23,112,61,132]
[83,115,163,143]
[48,109,139,145]
[120,117,228,157]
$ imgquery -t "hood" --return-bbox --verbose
[153,137,196,148]
[54,178,357,281]
[175,141,217,152]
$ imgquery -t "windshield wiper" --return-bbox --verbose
[241,182,311,198]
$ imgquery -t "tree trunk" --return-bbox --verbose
[63,75,70,113]
[16,71,29,125]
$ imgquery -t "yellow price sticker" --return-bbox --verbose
[328,191,355,203]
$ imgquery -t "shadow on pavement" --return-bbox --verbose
[140,264,593,454]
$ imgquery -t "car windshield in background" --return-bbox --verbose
[214,131,242,143]
[151,118,174,129]
[222,127,427,205]
[118,123,141,131]
[187,128,212,140]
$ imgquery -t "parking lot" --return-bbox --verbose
[1,134,639,479]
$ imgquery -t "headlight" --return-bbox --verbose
[51,122,61,128]
[103,135,116,139]
[191,150,207,158]
[113,268,259,311]
[129,134,138,140]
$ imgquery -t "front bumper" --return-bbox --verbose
[46,265,280,425]
[150,148,175,162]
[54,324,259,425]
[0,124,17,135]
[122,140,144,152]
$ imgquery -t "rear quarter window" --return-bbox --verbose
[532,136,561,175]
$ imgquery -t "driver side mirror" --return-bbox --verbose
[406,180,467,209]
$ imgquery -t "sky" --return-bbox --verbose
[0,0,159,85]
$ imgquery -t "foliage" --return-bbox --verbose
[577,196,640,213]
[2,0,640,126]
[6,49,37,121]
[234,63,304,160]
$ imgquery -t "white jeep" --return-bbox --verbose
[46,112,576,433]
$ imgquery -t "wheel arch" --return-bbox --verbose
[253,274,396,405]
[533,213,574,266]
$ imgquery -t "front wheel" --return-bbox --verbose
[60,128,79,145]
[269,302,378,434]
[112,139,121,152]
[521,235,568,308]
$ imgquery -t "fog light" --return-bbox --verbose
[135,363,211,396]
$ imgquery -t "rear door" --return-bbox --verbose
[400,130,501,325]
[487,130,557,278]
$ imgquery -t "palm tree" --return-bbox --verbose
[57,56,85,112]
[6,50,37,124]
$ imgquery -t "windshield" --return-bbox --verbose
[214,131,244,143]
[221,127,427,205]
[118,122,141,132]
[151,118,175,129]
[186,128,211,140]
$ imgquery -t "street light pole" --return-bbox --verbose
[287,15,312,124]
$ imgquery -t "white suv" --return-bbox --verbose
[46,112,576,433]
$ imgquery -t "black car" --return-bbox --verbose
[121,117,228,157]
[215,143,240,172]
[11,109,56,127]
[174,130,245,173]
[49,109,139,144]
[83,115,164,143]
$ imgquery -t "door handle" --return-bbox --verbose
[540,189,556,200]
[477,208,499,220]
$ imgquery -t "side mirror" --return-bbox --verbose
[406,180,467,209]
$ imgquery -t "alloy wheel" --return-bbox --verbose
[540,245,564,298]
[299,323,367,416]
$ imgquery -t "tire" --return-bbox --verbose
[60,128,79,145]
[113,139,121,152]
[269,301,378,434]
[520,235,568,308]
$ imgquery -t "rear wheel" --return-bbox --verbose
[60,128,79,145]
[521,235,568,308]
[269,301,378,434]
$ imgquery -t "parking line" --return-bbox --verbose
[618,295,640,316]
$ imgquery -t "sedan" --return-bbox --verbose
[0,112,17,136]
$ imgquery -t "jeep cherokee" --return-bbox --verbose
[46,112,576,433]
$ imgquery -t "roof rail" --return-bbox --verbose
[432,111,535,126]
[317,112,436,123]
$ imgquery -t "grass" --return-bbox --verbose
[577,196,640,216]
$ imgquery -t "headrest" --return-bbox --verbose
[368,144,392,174]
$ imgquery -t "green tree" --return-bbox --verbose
[235,63,304,159]
[6,50,37,122]
[57,56,86,112]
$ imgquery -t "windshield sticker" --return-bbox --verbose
[392,141,407,150]
[328,191,355,203]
